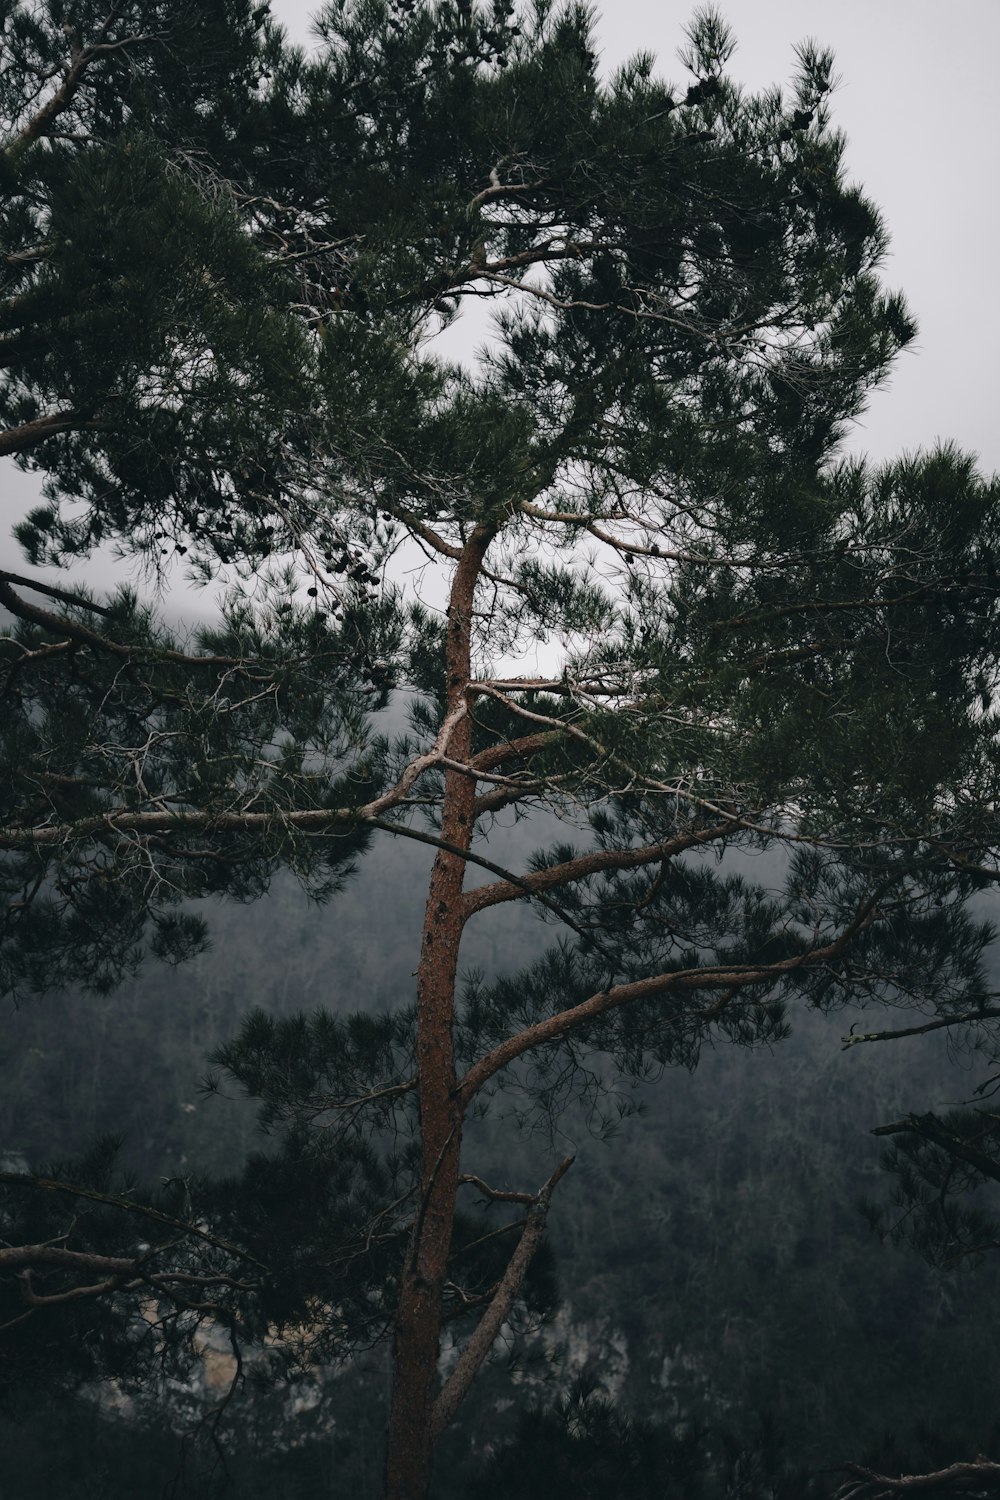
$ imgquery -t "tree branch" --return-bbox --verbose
[0,571,117,617]
[381,502,463,560]
[870,1116,1000,1186]
[837,1455,1000,1498]
[462,821,737,916]
[7,33,153,153]
[460,896,882,1101]
[429,1155,573,1440]
[0,1171,267,1268]
[0,1243,135,1275]
[842,1008,1000,1050]
[469,730,567,773]
[457,1174,538,1206]
[0,574,265,668]
[0,411,94,455]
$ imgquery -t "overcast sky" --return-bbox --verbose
[3,0,997,599]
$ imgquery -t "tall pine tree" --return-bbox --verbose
[3,4,1000,1496]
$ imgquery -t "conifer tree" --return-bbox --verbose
[3,4,1000,1498]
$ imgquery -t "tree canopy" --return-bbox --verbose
[3,3,1000,1497]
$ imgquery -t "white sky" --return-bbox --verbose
[3,0,997,602]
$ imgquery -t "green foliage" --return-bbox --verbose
[1,0,918,581]
[3,3,1000,1494]
[868,1107,1000,1269]
[3,0,987,1030]
[0,1135,266,1415]
[0,582,393,997]
[2,2,302,568]
[0,1137,141,1401]
[6,878,1000,1492]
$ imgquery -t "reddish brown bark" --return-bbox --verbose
[383,524,495,1500]
[0,411,87,456]
[462,820,738,916]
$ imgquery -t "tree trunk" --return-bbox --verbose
[383,526,493,1500]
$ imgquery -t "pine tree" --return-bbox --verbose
[3,4,1000,1497]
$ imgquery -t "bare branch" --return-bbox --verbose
[0,1171,267,1268]
[837,1455,1000,1498]
[843,1008,1000,1050]
[457,1174,538,1205]
[429,1156,573,1440]
[0,1243,135,1275]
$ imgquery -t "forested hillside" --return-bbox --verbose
[4,832,1000,1497]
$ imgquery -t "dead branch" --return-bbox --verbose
[429,1155,573,1440]
[837,1456,1000,1497]
[843,1008,1000,1049]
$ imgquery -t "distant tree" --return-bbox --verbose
[828,1077,1000,1496]
[4,4,1000,1498]
[470,1376,824,1499]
